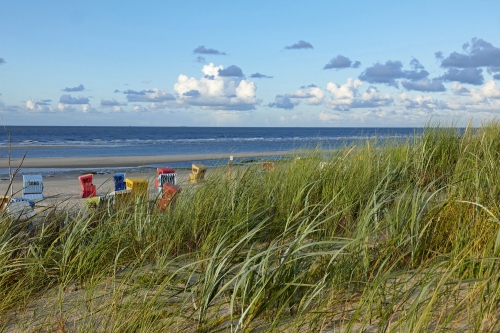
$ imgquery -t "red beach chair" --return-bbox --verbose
[79,174,96,198]
[155,167,176,190]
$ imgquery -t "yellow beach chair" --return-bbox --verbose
[189,164,207,184]
[126,178,148,198]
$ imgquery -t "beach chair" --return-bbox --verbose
[78,174,97,198]
[189,164,207,184]
[113,172,126,191]
[22,175,44,200]
[155,167,176,192]
[126,178,148,198]
[158,183,181,211]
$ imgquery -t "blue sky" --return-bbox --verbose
[1,0,500,127]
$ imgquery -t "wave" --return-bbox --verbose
[0,134,415,148]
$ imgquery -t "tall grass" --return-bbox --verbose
[3,121,500,331]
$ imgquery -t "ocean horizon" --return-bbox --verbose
[0,126,424,175]
[1,126,423,157]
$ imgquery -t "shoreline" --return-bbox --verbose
[0,151,298,169]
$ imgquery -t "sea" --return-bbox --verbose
[0,126,421,175]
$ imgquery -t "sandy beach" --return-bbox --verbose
[0,151,293,169]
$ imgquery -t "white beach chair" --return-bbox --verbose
[22,174,44,200]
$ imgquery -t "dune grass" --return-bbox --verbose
[3,121,500,331]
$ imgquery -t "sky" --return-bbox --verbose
[1,0,500,127]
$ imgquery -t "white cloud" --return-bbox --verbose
[325,78,362,108]
[398,92,448,110]
[325,79,393,110]
[25,99,54,113]
[478,80,500,99]
[57,100,98,113]
[174,63,260,111]
[357,86,393,107]
[445,80,500,112]
[26,100,35,110]
[82,104,99,113]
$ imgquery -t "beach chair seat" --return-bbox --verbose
[189,164,207,184]
[112,189,133,206]
[81,186,97,198]
[22,175,44,200]
[158,183,181,211]
[11,197,35,208]
[85,197,102,210]
[113,173,126,191]
[6,201,35,220]
[22,193,44,200]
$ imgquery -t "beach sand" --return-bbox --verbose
[0,151,292,169]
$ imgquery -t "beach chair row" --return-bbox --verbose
[1,164,208,218]
[80,163,206,199]
[8,163,205,200]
